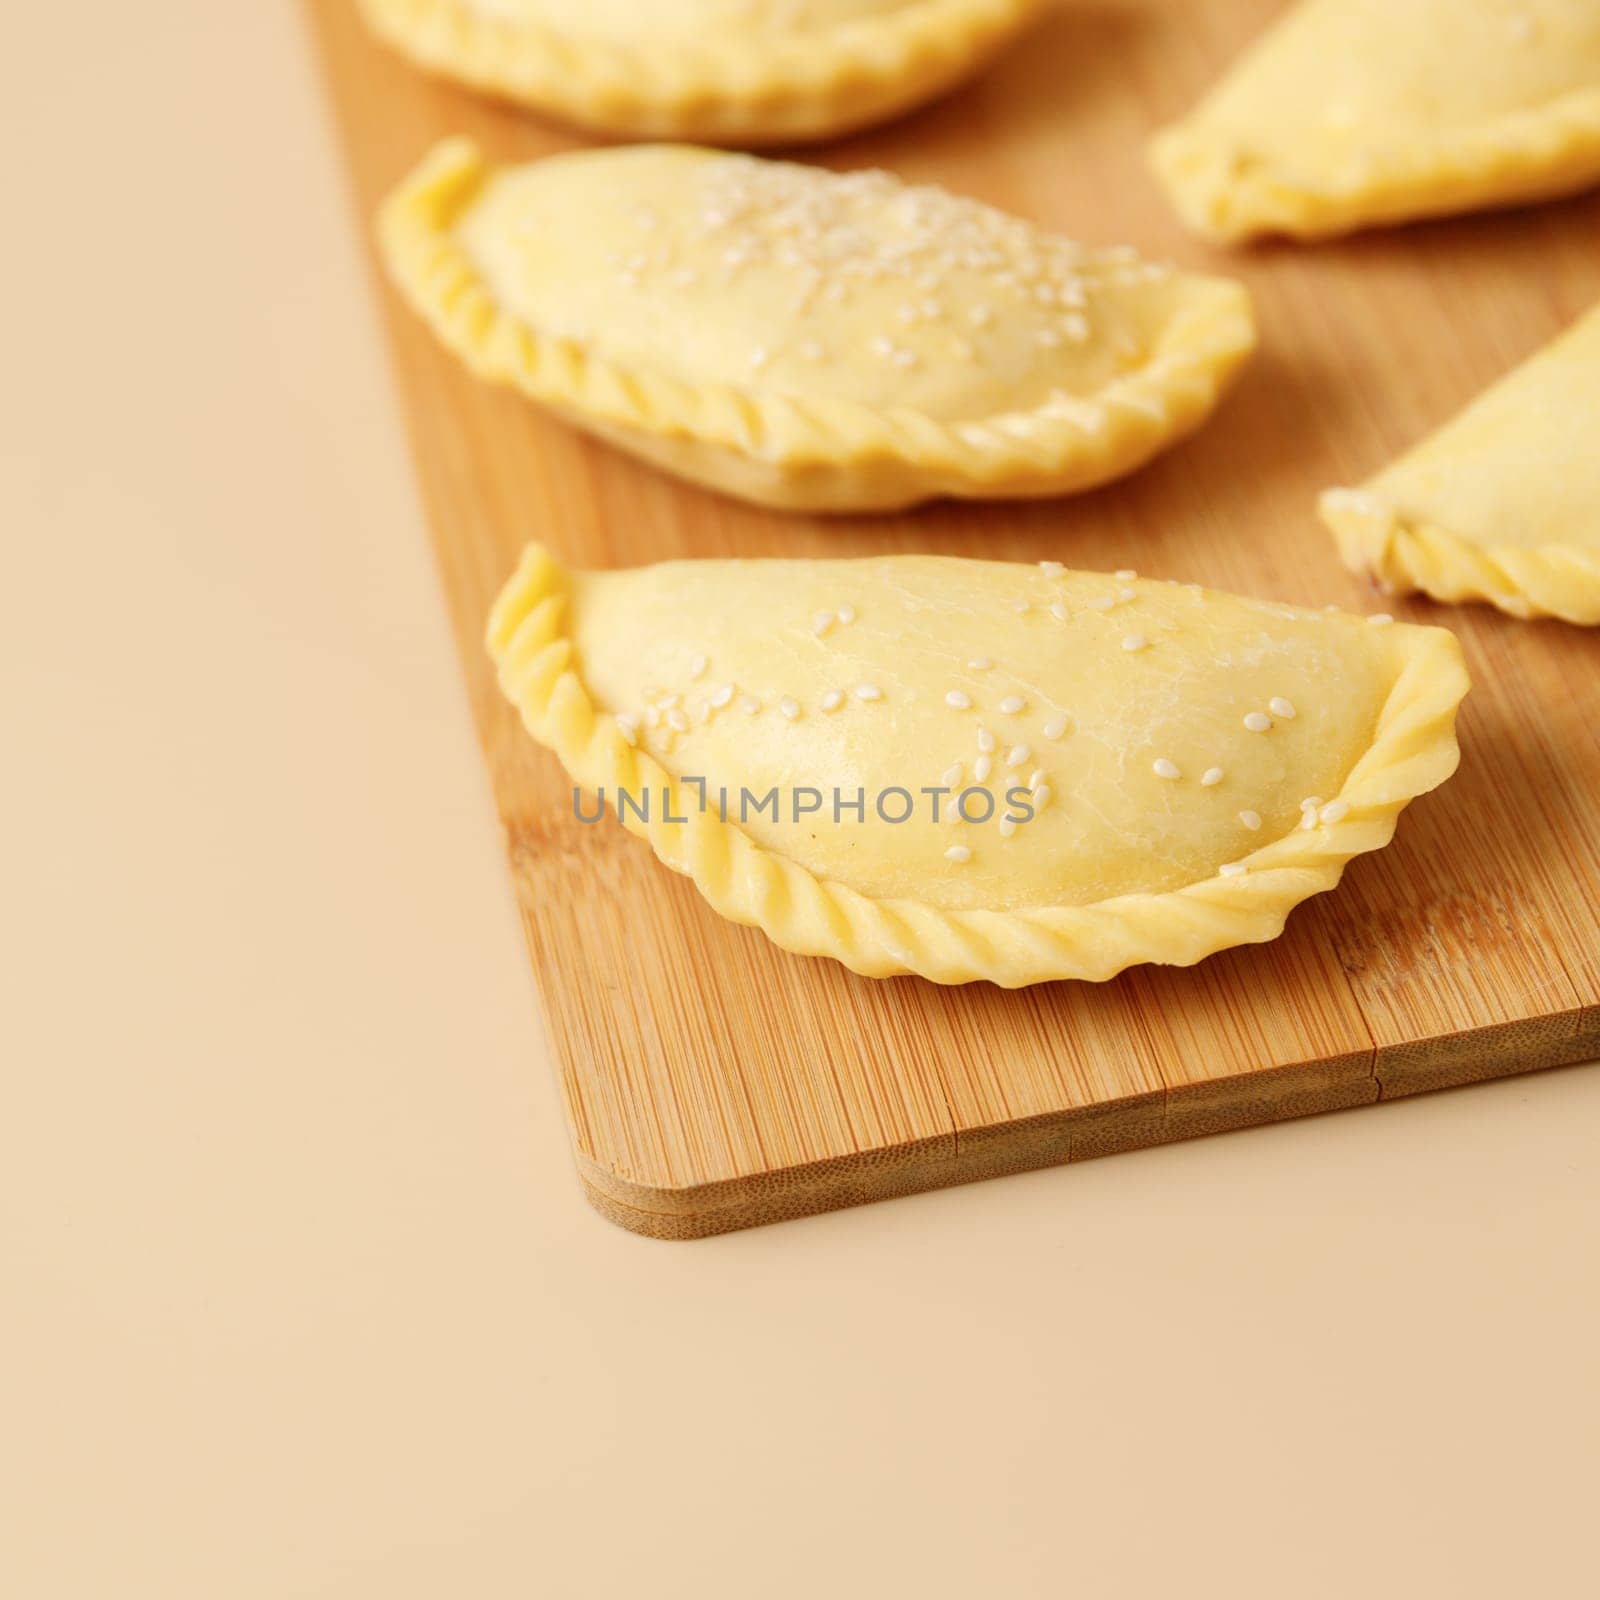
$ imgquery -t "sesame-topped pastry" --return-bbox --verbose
[379,140,1255,512]
[1322,303,1600,626]
[357,0,1046,144]
[489,543,1468,986]
[1152,0,1600,243]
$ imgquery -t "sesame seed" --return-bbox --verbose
[1038,560,1064,577]
[1239,810,1262,831]
[1268,697,1297,720]
[1152,758,1181,780]
[821,689,844,712]
[974,754,993,782]
[1201,767,1224,787]
[689,653,708,680]
[1027,768,1046,790]
[1031,784,1052,809]
[970,305,993,327]
[999,696,1026,715]
[998,816,1017,838]
[942,762,963,786]
[740,695,761,715]
[749,347,770,371]
[976,726,997,753]
[946,689,972,710]
[855,683,883,701]
[1006,744,1031,769]
[1118,587,1137,603]
[1011,599,1030,614]
[615,714,640,746]
[800,338,826,361]
[667,707,690,732]
[1243,712,1272,732]
[1049,602,1069,622]
[1087,596,1115,612]
[1320,799,1350,824]
[1042,714,1069,741]
[779,696,801,720]
[1122,634,1148,652]
[1368,613,1394,626]
[709,684,736,708]
[837,605,855,625]
[1219,862,1248,878]
[967,656,993,671]
[811,610,834,636]
[891,348,920,369]
[944,845,972,864]
[1115,569,1137,581]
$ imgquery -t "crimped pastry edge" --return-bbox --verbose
[487,542,1471,987]
[358,0,1046,143]
[1321,487,1600,626]
[1151,85,1600,243]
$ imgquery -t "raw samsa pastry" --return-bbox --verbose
[1322,304,1600,625]
[380,140,1255,512]
[357,0,1045,145]
[489,544,1467,986]
[1152,0,1600,242]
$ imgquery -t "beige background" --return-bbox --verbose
[3,4,1598,1597]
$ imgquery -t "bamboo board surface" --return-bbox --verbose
[306,0,1600,1237]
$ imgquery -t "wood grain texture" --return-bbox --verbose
[304,0,1600,1237]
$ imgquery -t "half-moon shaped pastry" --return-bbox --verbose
[1322,303,1600,625]
[357,0,1045,145]
[488,543,1468,986]
[379,140,1256,512]
[1152,0,1600,243]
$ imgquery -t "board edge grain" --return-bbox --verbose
[578,1022,1599,1237]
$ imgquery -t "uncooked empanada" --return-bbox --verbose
[357,0,1045,143]
[488,543,1467,986]
[381,141,1255,512]
[1153,0,1600,243]
[1322,304,1600,625]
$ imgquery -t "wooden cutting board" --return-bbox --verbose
[306,0,1600,1237]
